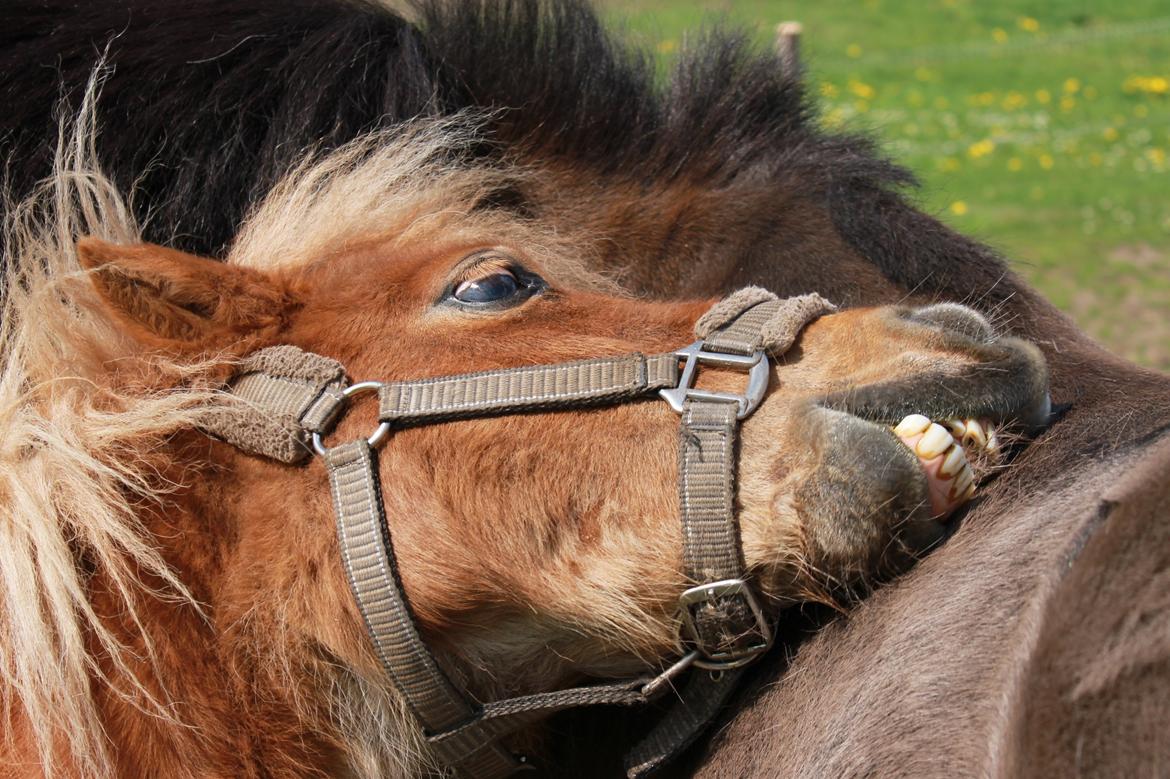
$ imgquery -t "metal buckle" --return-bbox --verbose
[677,578,773,670]
[311,381,392,456]
[659,340,769,420]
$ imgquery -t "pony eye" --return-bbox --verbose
[445,256,546,311]
[454,271,520,303]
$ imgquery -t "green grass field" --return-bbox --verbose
[600,0,1170,371]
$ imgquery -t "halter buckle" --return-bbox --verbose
[677,578,773,670]
[659,341,769,420]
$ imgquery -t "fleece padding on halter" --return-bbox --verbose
[695,287,838,356]
[202,288,836,779]
[203,345,347,464]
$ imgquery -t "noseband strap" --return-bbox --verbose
[204,288,835,778]
[377,352,682,424]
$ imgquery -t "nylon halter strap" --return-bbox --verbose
[203,287,835,778]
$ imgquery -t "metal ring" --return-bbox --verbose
[311,381,390,456]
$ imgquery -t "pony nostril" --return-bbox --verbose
[906,303,995,343]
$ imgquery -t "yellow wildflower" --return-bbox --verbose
[1007,157,1023,171]
[1103,127,1119,141]
[1001,91,1027,110]
[992,28,1008,43]
[1035,89,1051,104]
[656,39,677,54]
[820,82,839,98]
[1060,96,1076,111]
[968,139,996,159]
[1063,77,1081,94]
[1017,17,1040,32]
[1148,148,1167,167]
[848,79,876,99]
[1039,154,1055,170]
[938,157,961,172]
[1123,75,1170,95]
[950,201,969,215]
[846,43,862,58]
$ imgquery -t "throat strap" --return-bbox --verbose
[327,436,700,775]
[326,438,526,775]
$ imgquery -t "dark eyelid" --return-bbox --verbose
[448,249,514,283]
[453,271,519,302]
[438,250,547,311]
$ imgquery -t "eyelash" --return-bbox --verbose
[453,254,515,285]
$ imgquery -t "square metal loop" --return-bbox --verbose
[677,578,773,670]
[658,340,770,420]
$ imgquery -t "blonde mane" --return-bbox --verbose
[227,114,614,296]
[0,78,217,776]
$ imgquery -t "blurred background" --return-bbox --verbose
[601,0,1169,371]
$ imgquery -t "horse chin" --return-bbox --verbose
[783,408,945,585]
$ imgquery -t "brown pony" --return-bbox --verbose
[4,2,1169,776]
[0,108,1050,776]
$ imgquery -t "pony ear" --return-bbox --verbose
[77,237,296,351]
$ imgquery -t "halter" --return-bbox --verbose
[202,287,835,778]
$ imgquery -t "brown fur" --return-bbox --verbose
[1,121,1053,777]
[526,166,907,306]
[1009,436,1170,777]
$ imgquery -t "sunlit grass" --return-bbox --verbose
[600,0,1170,370]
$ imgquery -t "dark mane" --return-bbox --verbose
[5,0,442,253]
[3,0,1000,303]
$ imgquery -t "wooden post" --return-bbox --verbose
[775,21,803,78]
